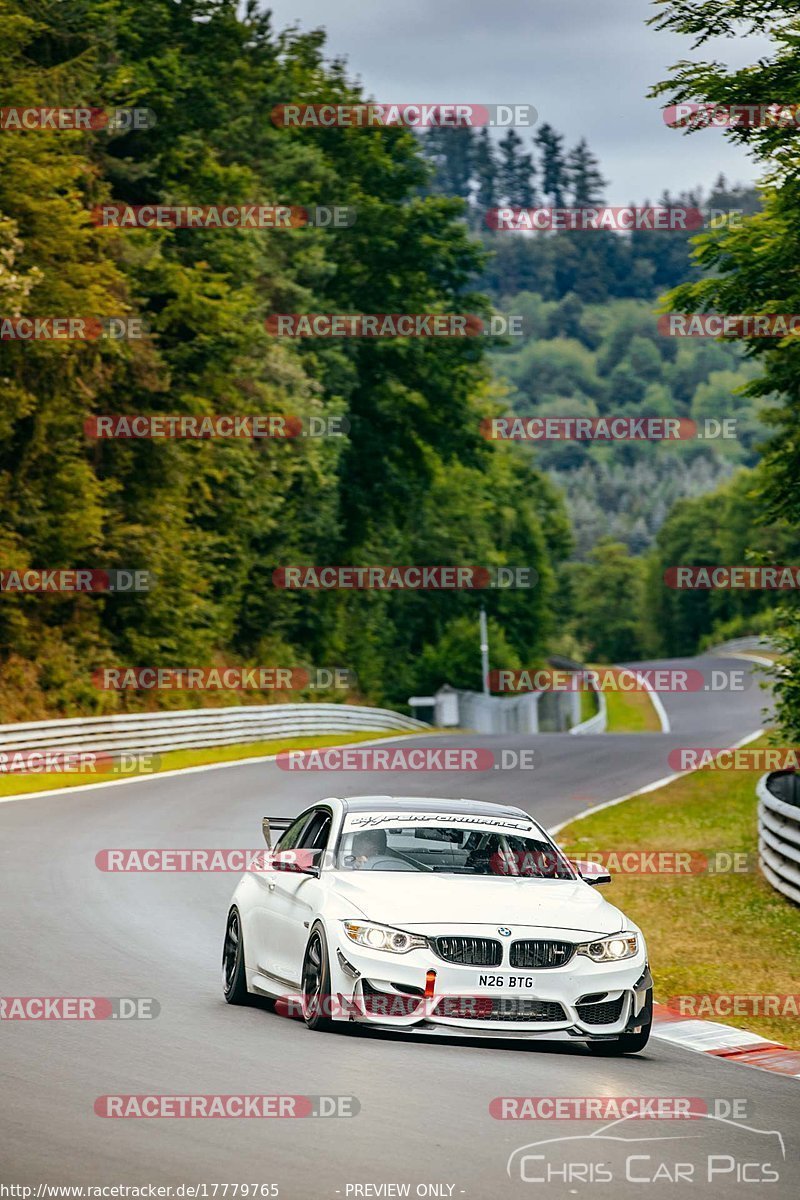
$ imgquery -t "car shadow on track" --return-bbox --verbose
[252,1003,658,1060]
[346,1026,658,1060]
[219,994,659,1062]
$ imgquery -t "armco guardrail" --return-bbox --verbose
[0,704,428,760]
[431,686,581,734]
[758,771,800,906]
[570,689,607,735]
[710,636,776,657]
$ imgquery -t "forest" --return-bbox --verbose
[1,0,799,739]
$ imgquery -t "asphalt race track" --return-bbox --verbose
[2,654,798,1198]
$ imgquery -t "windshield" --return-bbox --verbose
[336,820,575,879]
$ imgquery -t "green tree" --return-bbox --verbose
[422,126,474,203]
[473,128,498,222]
[498,129,536,206]
[0,0,573,719]
[566,138,607,205]
[650,0,800,733]
[414,615,522,695]
[535,123,568,206]
[640,470,797,657]
[571,540,647,662]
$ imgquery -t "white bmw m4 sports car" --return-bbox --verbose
[222,795,653,1054]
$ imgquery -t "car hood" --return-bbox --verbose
[329,872,624,935]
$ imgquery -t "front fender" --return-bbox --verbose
[226,874,262,972]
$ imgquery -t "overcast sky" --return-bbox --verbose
[263,0,771,201]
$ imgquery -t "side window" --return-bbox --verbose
[299,811,333,851]
[275,813,311,851]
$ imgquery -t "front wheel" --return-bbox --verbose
[222,907,250,1005]
[585,989,652,1056]
[301,925,337,1032]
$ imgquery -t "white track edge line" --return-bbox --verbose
[0,732,434,805]
[545,722,797,1071]
[631,670,671,733]
[547,728,764,837]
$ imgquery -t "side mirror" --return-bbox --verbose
[262,818,272,848]
[270,849,321,877]
[572,859,612,887]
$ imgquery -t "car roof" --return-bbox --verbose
[337,795,532,821]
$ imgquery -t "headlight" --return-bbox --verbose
[576,933,639,962]
[342,921,428,954]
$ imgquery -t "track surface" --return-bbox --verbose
[2,655,798,1197]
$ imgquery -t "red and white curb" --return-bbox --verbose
[652,1003,800,1078]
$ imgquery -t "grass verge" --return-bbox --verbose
[589,666,662,733]
[0,730,424,799]
[604,686,662,733]
[579,687,599,724]
[557,733,800,1048]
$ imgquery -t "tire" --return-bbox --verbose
[301,924,337,1032]
[222,906,250,1005]
[585,989,652,1056]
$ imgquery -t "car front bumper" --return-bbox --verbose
[327,927,651,1040]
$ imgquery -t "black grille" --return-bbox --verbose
[510,939,574,969]
[432,936,502,966]
[435,997,565,1023]
[576,996,625,1025]
[360,982,422,1017]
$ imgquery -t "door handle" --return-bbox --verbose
[268,881,276,891]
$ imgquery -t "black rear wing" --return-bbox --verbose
[262,816,293,847]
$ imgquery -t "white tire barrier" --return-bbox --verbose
[758,772,800,906]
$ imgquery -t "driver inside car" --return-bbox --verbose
[351,828,392,868]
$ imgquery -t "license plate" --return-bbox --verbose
[478,974,536,989]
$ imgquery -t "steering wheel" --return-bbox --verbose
[363,856,418,871]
